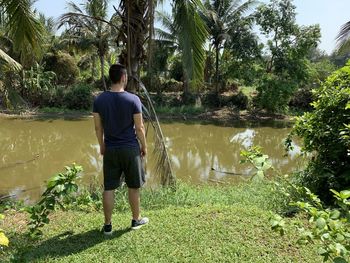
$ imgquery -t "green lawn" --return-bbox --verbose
[2,183,321,262]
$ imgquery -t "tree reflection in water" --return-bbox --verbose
[0,118,304,201]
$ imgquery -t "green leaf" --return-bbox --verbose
[335,243,347,255]
[55,185,65,193]
[336,233,345,242]
[340,190,350,199]
[330,210,341,220]
[333,257,348,263]
[317,247,328,256]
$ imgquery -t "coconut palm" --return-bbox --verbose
[0,0,43,70]
[202,0,256,92]
[116,0,207,93]
[155,11,189,92]
[59,0,119,91]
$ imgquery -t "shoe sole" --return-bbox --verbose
[104,231,113,235]
[131,223,148,230]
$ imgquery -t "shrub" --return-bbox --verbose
[289,85,314,110]
[229,91,249,110]
[256,73,297,112]
[64,83,93,110]
[43,52,79,86]
[22,63,56,106]
[201,92,220,107]
[25,164,82,237]
[290,61,350,202]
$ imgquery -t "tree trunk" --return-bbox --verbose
[100,54,107,91]
[215,45,219,94]
[91,55,96,81]
[183,69,189,95]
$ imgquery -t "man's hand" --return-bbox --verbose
[140,146,147,158]
[100,143,105,155]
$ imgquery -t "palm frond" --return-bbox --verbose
[0,0,44,62]
[0,48,21,70]
[336,21,350,52]
[228,0,257,20]
[155,28,176,43]
[137,79,175,187]
[173,0,208,86]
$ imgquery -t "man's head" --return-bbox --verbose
[109,64,127,85]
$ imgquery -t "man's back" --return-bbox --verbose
[93,91,142,149]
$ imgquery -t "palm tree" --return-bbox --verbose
[202,0,255,92]
[59,0,119,91]
[0,0,43,70]
[116,0,207,93]
[155,11,190,93]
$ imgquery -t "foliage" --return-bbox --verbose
[255,73,297,112]
[156,4,207,92]
[25,164,82,238]
[43,52,79,86]
[168,55,183,82]
[0,214,9,247]
[254,0,321,112]
[240,146,273,182]
[271,185,350,263]
[59,0,119,90]
[0,0,44,66]
[63,83,93,110]
[291,62,350,201]
[240,146,350,262]
[202,0,257,92]
[289,59,337,111]
[22,63,56,106]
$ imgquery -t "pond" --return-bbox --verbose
[0,117,304,202]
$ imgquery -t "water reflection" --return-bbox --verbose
[0,117,304,201]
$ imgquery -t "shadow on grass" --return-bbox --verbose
[21,228,130,261]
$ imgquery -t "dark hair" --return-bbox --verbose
[109,64,127,84]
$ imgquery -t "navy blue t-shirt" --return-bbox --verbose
[93,91,142,149]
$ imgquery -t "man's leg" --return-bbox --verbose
[128,188,140,220]
[103,190,115,225]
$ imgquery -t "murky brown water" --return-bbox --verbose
[0,117,304,201]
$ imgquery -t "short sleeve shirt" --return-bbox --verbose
[93,91,142,149]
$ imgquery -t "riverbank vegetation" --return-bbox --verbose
[0,0,346,118]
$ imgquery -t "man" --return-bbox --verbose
[92,63,149,234]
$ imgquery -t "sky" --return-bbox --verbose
[33,0,350,55]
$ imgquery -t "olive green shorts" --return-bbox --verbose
[103,147,145,190]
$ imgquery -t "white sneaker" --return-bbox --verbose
[131,217,149,230]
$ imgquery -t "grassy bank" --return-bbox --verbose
[1,182,321,262]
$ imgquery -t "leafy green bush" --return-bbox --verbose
[271,186,350,263]
[43,52,79,86]
[22,63,56,107]
[291,61,350,201]
[64,83,93,110]
[241,147,350,262]
[25,164,82,238]
[255,74,296,112]
[229,91,249,110]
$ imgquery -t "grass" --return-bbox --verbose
[1,182,321,262]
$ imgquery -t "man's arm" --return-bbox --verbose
[93,112,105,155]
[133,113,147,157]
